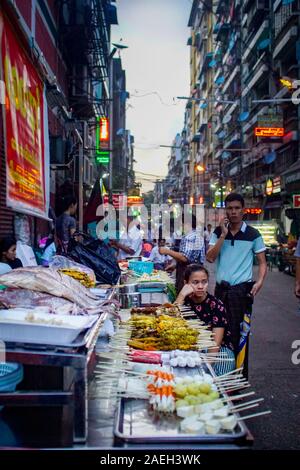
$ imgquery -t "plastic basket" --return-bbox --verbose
[129,261,154,275]
[0,363,24,411]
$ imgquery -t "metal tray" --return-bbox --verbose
[114,398,248,444]
[114,364,248,444]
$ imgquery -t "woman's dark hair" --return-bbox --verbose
[224,192,245,208]
[184,264,209,282]
[0,236,17,257]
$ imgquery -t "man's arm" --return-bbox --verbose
[110,240,135,255]
[250,251,267,296]
[159,247,188,263]
[206,234,226,262]
[206,219,228,263]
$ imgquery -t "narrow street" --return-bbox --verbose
[249,267,300,450]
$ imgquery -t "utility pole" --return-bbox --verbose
[109,57,114,204]
[219,158,224,209]
[75,128,84,231]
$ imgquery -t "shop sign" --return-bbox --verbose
[293,194,300,208]
[257,115,283,128]
[285,171,300,185]
[127,196,144,206]
[273,176,281,194]
[255,127,284,137]
[103,193,126,209]
[244,208,262,215]
[0,12,49,218]
[95,116,110,164]
[265,178,273,196]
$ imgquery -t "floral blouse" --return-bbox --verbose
[184,293,234,351]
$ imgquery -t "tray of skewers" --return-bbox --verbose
[95,304,271,444]
[113,365,262,444]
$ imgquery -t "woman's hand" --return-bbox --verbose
[175,283,195,305]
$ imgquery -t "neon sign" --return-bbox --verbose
[255,127,284,137]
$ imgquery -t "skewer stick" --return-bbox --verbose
[237,410,271,421]
[218,384,250,393]
[231,398,264,409]
[231,403,259,413]
[214,367,244,379]
[224,391,255,401]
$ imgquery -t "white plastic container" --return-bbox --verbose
[0,309,98,345]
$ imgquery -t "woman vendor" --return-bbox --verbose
[175,264,235,375]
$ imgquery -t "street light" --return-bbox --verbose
[196,164,205,172]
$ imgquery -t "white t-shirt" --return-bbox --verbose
[118,226,143,260]
[149,246,172,264]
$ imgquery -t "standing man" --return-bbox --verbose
[159,214,205,293]
[294,237,300,297]
[110,215,143,260]
[55,195,77,253]
[206,193,267,377]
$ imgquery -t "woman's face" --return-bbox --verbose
[187,270,208,297]
[3,244,17,261]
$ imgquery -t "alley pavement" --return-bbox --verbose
[207,263,300,449]
[248,266,300,450]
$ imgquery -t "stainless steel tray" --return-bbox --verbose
[114,362,248,444]
[114,398,248,444]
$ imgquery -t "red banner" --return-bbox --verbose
[0,13,48,218]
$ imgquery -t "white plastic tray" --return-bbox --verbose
[0,309,99,345]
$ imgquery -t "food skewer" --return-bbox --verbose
[236,410,271,421]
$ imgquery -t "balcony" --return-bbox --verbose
[242,58,269,97]
[274,1,297,39]
[273,26,298,60]
[242,20,269,62]
[223,131,241,150]
[246,0,269,31]
[198,52,214,78]
[222,65,240,94]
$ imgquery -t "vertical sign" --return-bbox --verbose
[96,116,110,164]
[0,12,49,218]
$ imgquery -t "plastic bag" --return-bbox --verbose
[50,255,96,285]
[67,234,121,285]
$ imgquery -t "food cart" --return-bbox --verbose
[0,265,270,450]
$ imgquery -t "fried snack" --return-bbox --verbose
[128,314,199,351]
[58,268,95,288]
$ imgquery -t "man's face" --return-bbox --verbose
[225,200,244,224]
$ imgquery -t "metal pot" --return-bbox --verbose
[118,284,138,295]
[119,292,142,309]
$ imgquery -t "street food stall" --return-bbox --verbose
[0,263,270,450]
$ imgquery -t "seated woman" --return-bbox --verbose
[175,264,235,376]
[0,237,23,270]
